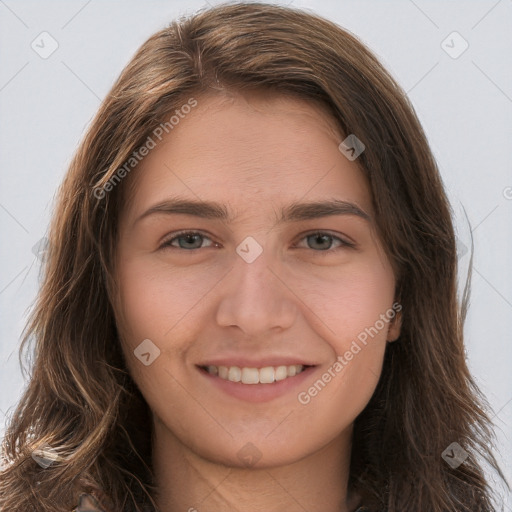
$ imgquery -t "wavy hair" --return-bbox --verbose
[0,2,508,511]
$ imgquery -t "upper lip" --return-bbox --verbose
[197,357,316,368]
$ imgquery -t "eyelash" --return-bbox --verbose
[159,230,355,253]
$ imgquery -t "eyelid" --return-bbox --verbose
[159,229,356,252]
[294,230,356,249]
[159,229,215,247]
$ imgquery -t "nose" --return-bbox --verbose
[215,243,297,337]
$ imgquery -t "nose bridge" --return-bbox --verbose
[233,237,281,305]
[215,237,296,333]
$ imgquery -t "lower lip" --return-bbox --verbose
[197,365,317,403]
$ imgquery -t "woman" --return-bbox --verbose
[0,2,507,511]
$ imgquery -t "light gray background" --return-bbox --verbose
[1,0,511,504]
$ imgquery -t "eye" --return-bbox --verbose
[295,231,355,253]
[159,230,354,252]
[160,231,216,250]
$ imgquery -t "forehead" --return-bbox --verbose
[120,91,371,224]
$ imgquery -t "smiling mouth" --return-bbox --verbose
[198,364,314,384]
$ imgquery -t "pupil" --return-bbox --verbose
[311,234,330,250]
[183,234,200,248]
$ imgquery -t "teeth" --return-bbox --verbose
[241,368,259,384]
[259,366,275,383]
[205,364,306,384]
[285,365,296,377]
[275,365,288,381]
[207,365,218,376]
[228,366,241,382]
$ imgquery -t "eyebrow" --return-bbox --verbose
[133,196,371,226]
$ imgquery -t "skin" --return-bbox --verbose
[113,90,401,512]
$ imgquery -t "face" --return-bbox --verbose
[113,91,401,468]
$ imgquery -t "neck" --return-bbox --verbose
[151,420,358,512]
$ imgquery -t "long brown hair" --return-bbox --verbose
[0,3,508,511]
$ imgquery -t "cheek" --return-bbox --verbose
[291,254,396,349]
[290,254,395,413]
[113,254,230,405]
[298,259,396,425]
[113,257,212,415]
[295,340,386,441]
[114,255,220,349]
[294,261,395,424]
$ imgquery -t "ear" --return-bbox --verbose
[386,309,402,342]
